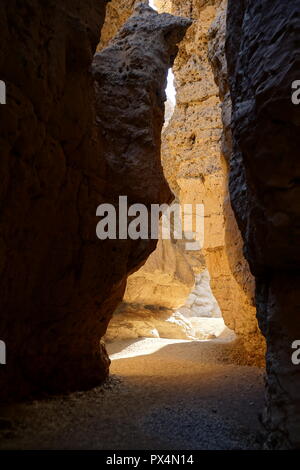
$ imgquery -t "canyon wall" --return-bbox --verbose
[102,2,200,342]
[98,0,146,51]
[226,0,300,449]
[105,0,265,359]
[208,1,266,362]
[0,1,190,400]
[156,0,265,364]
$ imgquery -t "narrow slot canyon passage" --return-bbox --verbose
[0,0,265,451]
[1,0,299,453]
[100,3,265,450]
[104,0,235,349]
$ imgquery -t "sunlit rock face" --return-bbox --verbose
[153,0,264,364]
[93,5,191,346]
[0,1,189,400]
[155,0,172,12]
[98,0,145,51]
[100,3,197,343]
[208,0,265,364]
[107,0,264,353]
[106,235,196,341]
[100,1,225,343]
[226,0,300,448]
[123,237,195,310]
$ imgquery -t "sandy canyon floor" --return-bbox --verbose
[0,336,264,450]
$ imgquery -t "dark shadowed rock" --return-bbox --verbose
[226,0,300,449]
[93,3,191,205]
[0,1,190,400]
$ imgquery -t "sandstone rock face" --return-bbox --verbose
[106,230,226,341]
[226,0,300,448]
[106,304,198,341]
[108,0,265,355]
[107,0,222,343]
[155,0,264,364]
[0,1,190,400]
[105,226,222,342]
[106,302,228,342]
[208,0,265,364]
[98,0,143,50]
[123,237,195,309]
[155,1,172,12]
[100,3,198,343]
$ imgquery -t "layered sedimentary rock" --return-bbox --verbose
[0,1,190,400]
[154,0,264,363]
[226,0,300,448]
[107,0,264,354]
[102,1,226,343]
[107,0,220,342]
[207,0,265,363]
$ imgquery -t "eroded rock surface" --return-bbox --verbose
[109,0,265,354]
[208,0,265,364]
[123,237,195,310]
[106,234,197,341]
[93,4,191,206]
[0,0,110,401]
[226,0,300,448]
[154,0,264,364]
[98,0,144,51]
[0,1,190,400]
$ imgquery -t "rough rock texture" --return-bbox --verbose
[122,237,195,309]
[98,0,144,50]
[208,0,265,363]
[92,4,191,206]
[106,238,226,340]
[101,2,196,342]
[106,235,195,340]
[226,0,300,448]
[108,0,264,352]
[155,0,264,364]
[0,0,109,401]
[0,1,190,400]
